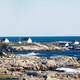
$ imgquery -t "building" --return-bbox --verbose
[27,37,32,43]
[4,38,10,43]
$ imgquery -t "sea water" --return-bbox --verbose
[0,36,80,42]
[16,50,80,59]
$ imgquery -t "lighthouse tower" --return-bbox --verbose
[27,37,32,43]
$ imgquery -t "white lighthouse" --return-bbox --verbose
[27,37,32,43]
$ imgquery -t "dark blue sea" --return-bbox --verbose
[16,50,80,59]
[1,36,80,59]
[0,36,80,42]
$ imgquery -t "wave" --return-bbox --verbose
[56,67,80,74]
[26,52,38,56]
[17,52,39,57]
[16,50,80,59]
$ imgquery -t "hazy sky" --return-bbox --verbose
[0,0,80,36]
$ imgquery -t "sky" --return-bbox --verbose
[0,0,80,36]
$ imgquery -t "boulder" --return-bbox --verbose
[47,56,80,70]
[47,72,80,80]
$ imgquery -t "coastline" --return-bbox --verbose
[11,42,69,51]
[0,38,80,79]
[0,53,80,80]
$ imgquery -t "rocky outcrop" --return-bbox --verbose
[47,57,80,69]
[12,43,67,51]
[47,72,80,80]
[0,54,80,80]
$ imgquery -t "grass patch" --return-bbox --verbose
[0,74,16,78]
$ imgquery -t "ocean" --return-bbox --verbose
[16,50,80,59]
[0,36,80,42]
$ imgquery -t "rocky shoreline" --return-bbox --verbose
[0,54,80,80]
[11,42,68,51]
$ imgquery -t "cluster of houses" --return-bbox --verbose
[0,37,80,50]
[0,37,33,52]
[0,37,33,44]
[59,41,80,50]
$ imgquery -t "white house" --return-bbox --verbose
[65,42,69,47]
[74,41,79,45]
[4,38,10,43]
[18,41,22,44]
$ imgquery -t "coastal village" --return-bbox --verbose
[0,38,80,80]
[0,37,80,52]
